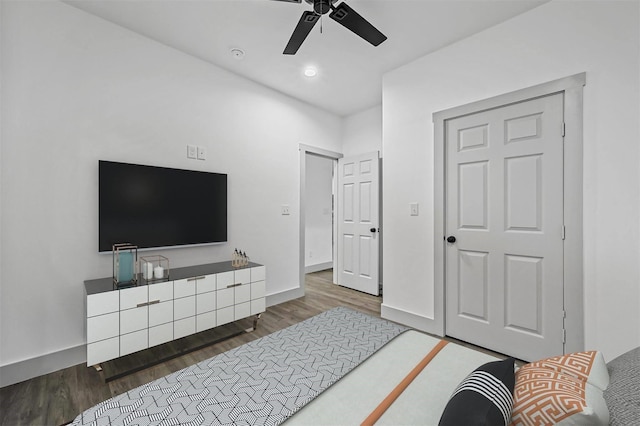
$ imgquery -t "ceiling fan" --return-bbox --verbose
[272,0,387,55]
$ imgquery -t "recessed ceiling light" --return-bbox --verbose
[304,67,317,78]
[230,48,245,60]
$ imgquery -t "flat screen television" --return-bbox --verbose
[99,160,227,253]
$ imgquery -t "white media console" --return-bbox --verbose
[84,261,266,366]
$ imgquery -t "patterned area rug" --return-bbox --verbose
[71,307,408,425]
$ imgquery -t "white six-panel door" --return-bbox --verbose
[445,93,565,361]
[337,152,380,296]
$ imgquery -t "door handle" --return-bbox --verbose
[446,236,456,243]
[370,228,377,233]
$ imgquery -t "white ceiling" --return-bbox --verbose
[64,0,548,116]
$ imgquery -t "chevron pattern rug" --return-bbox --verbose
[71,307,408,426]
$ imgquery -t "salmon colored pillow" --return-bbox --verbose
[510,352,610,426]
[521,351,609,390]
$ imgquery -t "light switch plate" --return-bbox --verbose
[197,146,206,160]
[410,203,419,216]
[187,144,197,159]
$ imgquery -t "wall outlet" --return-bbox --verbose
[197,146,207,160]
[187,144,197,159]
[281,205,290,215]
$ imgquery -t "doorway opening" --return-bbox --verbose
[299,145,382,297]
[304,153,336,274]
[299,145,342,295]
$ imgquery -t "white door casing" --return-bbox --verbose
[445,93,565,362]
[337,151,380,296]
[433,73,586,358]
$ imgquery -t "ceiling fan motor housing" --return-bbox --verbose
[305,0,337,15]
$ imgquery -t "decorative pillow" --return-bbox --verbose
[520,351,609,390]
[604,347,640,425]
[510,355,610,426]
[439,357,515,426]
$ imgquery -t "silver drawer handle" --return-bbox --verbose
[136,299,160,307]
[226,283,242,288]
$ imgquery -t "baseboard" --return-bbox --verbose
[0,344,86,388]
[381,303,444,337]
[304,262,332,274]
[266,286,303,307]
[0,288,302,388]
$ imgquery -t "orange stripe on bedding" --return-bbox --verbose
[360,339,449,426]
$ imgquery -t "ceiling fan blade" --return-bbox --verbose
[329,2,387,47]
[283,11,320,55]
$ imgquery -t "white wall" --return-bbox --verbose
[382,0,640,362]
[342,105,382,157]
[0,0,342,384]
[304,154,333,271]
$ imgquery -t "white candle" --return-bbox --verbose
[143,262,153,279]
[153,265,164,279]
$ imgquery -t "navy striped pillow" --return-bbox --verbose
[439,357,515,426]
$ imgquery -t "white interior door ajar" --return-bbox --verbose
[337,152,380,296]
[445,93,565,362]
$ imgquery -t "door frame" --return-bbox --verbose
[299,144,343,294]
[433,73,586,354]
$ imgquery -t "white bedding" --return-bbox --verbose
[71,309,500,426]
[288,330,500,425]
[71,308,409,426]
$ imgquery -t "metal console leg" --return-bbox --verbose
[245,313,262,333]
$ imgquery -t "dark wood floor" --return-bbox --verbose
[0,270,382,426]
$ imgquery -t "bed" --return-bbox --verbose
[71,307,635,425]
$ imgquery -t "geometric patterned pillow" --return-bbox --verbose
[604,347,640,425]
[521,351,609,390]
[439,357,515,426]
[510,356,610,426]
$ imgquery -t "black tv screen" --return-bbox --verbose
[99,160,227,252]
